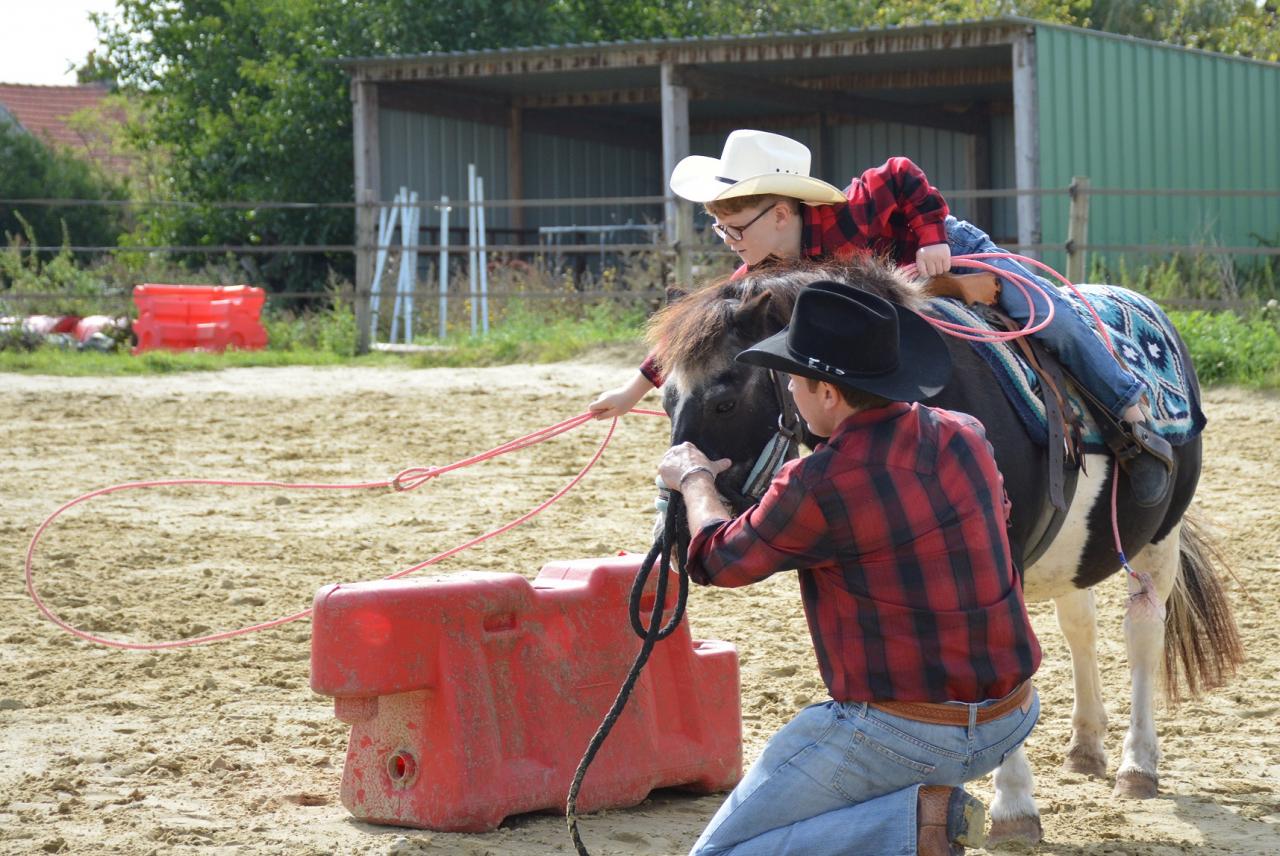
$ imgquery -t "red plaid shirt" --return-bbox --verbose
[686,402,1040,703]
[640,157,949,386]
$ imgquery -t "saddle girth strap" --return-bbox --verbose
[987,308,1082,513]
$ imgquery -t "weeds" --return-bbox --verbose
[4,246,1280,389]
[1168,302,1280,388]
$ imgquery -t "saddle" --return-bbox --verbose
[923,273,1084,515]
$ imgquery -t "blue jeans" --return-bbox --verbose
[945,216,1144,419]
[689,689,1040,856]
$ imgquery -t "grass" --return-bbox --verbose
[1167,305,1280,388]
[4,251,1279,388]
[402,301,647,369]
[0,298,648,376]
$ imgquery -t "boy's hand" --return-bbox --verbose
[588,388,639,420]
[588,372,655,419]
[915,243,952,277]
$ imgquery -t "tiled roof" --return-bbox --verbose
[0,82,134,178]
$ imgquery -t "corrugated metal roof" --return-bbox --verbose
[339,16,1280,72]
[338,17,1022,67]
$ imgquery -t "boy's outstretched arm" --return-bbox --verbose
[588,371,656,419]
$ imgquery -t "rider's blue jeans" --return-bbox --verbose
[945,216,1145,419]
[688,690,1039,856]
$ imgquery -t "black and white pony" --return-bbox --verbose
[650,259,1242,844]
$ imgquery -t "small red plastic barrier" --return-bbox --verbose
[132,284,267,354]
[310,553,742,832]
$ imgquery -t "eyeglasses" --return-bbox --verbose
[712,203,777,242]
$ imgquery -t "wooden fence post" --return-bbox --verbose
[660,63,692,290]
[354,187,376,355]
[1066,175,1090,284]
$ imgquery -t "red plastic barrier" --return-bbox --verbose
[310,554,742,832]
[131,284,267,353]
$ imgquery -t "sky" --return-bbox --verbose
[0,0,119,86]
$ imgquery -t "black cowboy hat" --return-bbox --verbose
[736,280,952,401]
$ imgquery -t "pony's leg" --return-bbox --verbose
[987,744,1043,845]
[1054,587,1109,778]
[1115,522,1181,799]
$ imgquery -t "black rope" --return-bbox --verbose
[566,493,690,856]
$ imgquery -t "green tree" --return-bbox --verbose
[0,121,126,258]
[93,0,1277,294]
[1078,0,1280,60]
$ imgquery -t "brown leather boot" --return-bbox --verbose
[918,786,986,855]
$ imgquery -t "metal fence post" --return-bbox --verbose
[468,163,479,335]
[438,196,451,340]
[477,177,490,335]
[1066,175,1090,284]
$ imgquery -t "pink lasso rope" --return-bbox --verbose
[905,252,1139,580]
[24,408,668,650]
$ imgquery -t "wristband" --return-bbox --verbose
[678,465,714,490]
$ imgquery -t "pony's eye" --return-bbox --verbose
[715,400,736,415]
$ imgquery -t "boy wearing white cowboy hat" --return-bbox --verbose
[658,268,1041,856]
[591,128,1173,506]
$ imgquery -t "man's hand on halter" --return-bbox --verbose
[659,443,733,533]
[659,442,730,491]
[915,242,952,278]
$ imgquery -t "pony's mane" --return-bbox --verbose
[646,256,927,379]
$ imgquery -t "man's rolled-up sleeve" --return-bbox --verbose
[686,462,831,588]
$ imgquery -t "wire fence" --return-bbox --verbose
[2,184,1278,328]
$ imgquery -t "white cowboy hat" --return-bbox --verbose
[669,130,846,205]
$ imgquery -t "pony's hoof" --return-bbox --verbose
[986,814,1043,848]
[1114,769,1159,799]
[1063,745,1108,778]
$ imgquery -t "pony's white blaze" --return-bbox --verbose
[1022,453,1111,601]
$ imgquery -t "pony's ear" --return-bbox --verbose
[733,290,774,340]
[665,285,689,304]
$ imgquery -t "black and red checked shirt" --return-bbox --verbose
[799,155,948,266]
[640,157,950,386]
[686,402,1041,704]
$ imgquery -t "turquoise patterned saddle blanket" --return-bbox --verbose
[927,284,1207,451]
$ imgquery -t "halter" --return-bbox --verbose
[738,370,803,502]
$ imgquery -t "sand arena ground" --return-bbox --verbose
[1,354,1277,855]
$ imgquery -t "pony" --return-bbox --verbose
[649,257,1243,845]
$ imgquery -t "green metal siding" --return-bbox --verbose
[1036,26,1280,272]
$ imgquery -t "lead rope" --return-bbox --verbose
[567,492,690,856]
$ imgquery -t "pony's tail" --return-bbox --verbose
[1163,513,1245,703]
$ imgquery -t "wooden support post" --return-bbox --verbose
[352,79,381,355]
[1066,175,1091,284]
[1011,30,1040,255]
[660,63,692,289]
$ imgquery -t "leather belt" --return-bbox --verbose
[869,681,1033,727]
